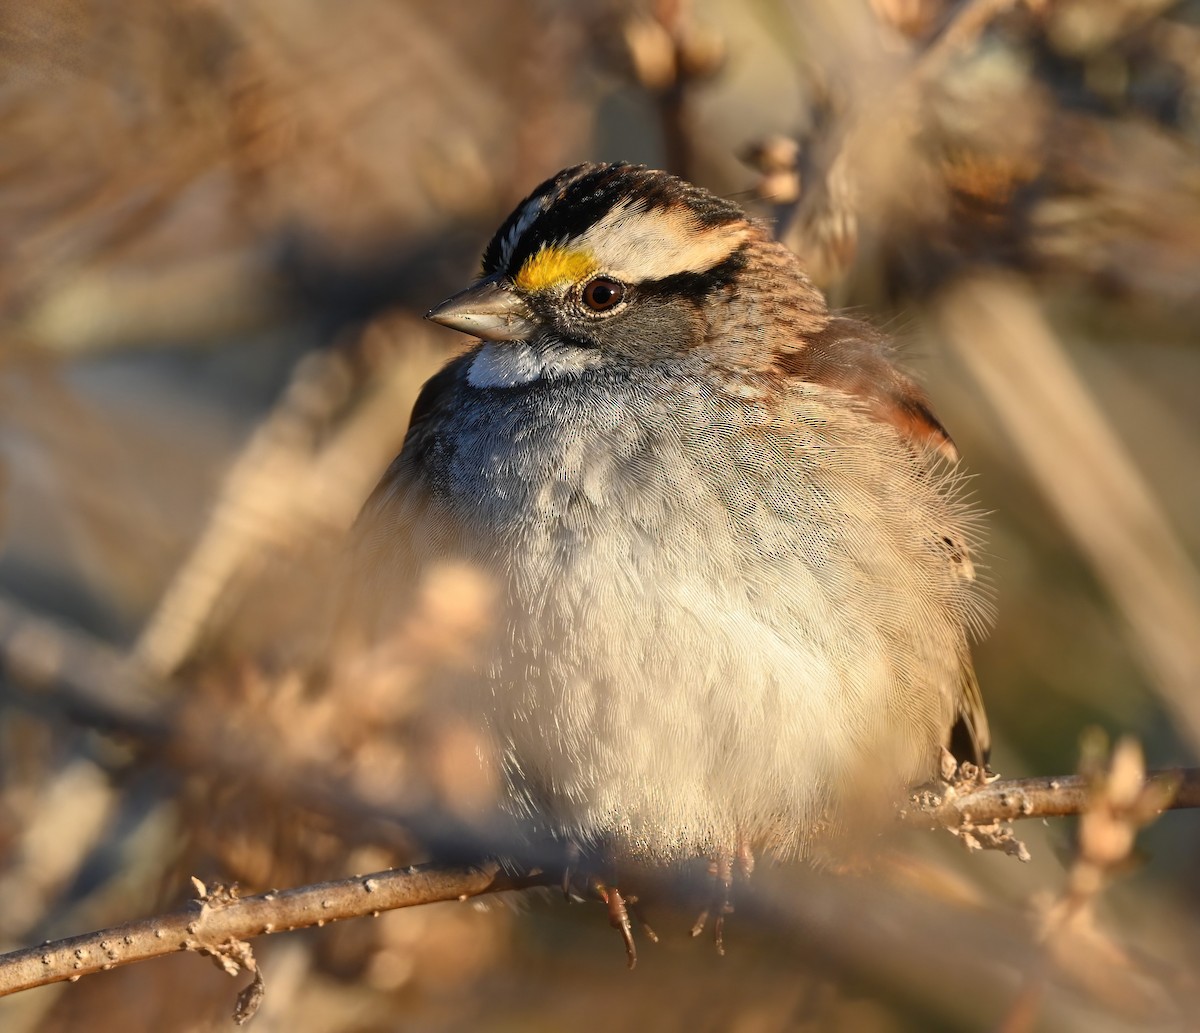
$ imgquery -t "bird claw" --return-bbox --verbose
[591,879,655,968]
[689,840,755,955]
[563,843,658,968]
[562,842,582,901]
[563,840,755,964]
[688,906,730,954]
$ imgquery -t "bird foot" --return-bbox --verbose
[689,840,755,956]
[588,877,658,969]
[560,844,658,968]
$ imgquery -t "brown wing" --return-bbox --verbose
[950,665,991,768]
[778,316,990,767]
[775,316,960,461]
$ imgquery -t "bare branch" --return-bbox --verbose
[4,584,1200,851]
[937,275,1200,753]
[901,769,1200,829]
[0,861,551,998]
[4,759,1197,1008]
[617,0,725,182]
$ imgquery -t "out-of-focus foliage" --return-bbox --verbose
[1,0,1199,1030]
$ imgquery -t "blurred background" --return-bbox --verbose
[1,0,1199,1029]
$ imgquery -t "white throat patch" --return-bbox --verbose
[467,342,603,388]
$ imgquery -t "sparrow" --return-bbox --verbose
[350,162,990,961]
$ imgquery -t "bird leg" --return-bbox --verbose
[690,839,755,955]
[588,877,660,968]
[561,845,658,968]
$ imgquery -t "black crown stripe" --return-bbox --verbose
[482,163,747,279]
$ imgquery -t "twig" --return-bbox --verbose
[131,315,441,679]
[991,735,1177,1031]
[3,766,1195,1010]
[0,861,550,998]
[0,592,167,742]
[901,769,1200,829]
[742,0,1023,279]
[620,0,725,182]
[131,345,358,678]
[6,584,1200,835]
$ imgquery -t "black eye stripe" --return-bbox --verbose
[633,247,748,302]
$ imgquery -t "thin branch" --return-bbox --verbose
[7,588,1199,833]
[901,769,1200,828]
[0,593,168,740]
[0,861,551,998]
[937,275,1200,753]
[6,753,1200,1004]
[0,766,1196,1000]
[6,583,1200,828]
[618,0,725,182]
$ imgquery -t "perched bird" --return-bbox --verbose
[351,162,989,961]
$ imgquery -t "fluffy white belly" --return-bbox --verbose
[494,560,857,860]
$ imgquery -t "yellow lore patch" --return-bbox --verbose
[514,246,597,292]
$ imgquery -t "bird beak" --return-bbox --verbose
[425,274,538,342]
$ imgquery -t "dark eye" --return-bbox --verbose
[581,277,625,312]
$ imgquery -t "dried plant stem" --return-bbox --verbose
[132,346,356,678]
[0,592,478,854]
[8,586,1199,838]
[917,0,1023,79]
[937,275,1200,752]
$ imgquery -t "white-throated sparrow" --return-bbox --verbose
[351,162,990,960]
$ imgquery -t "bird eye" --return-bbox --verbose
[581,277,625,313]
